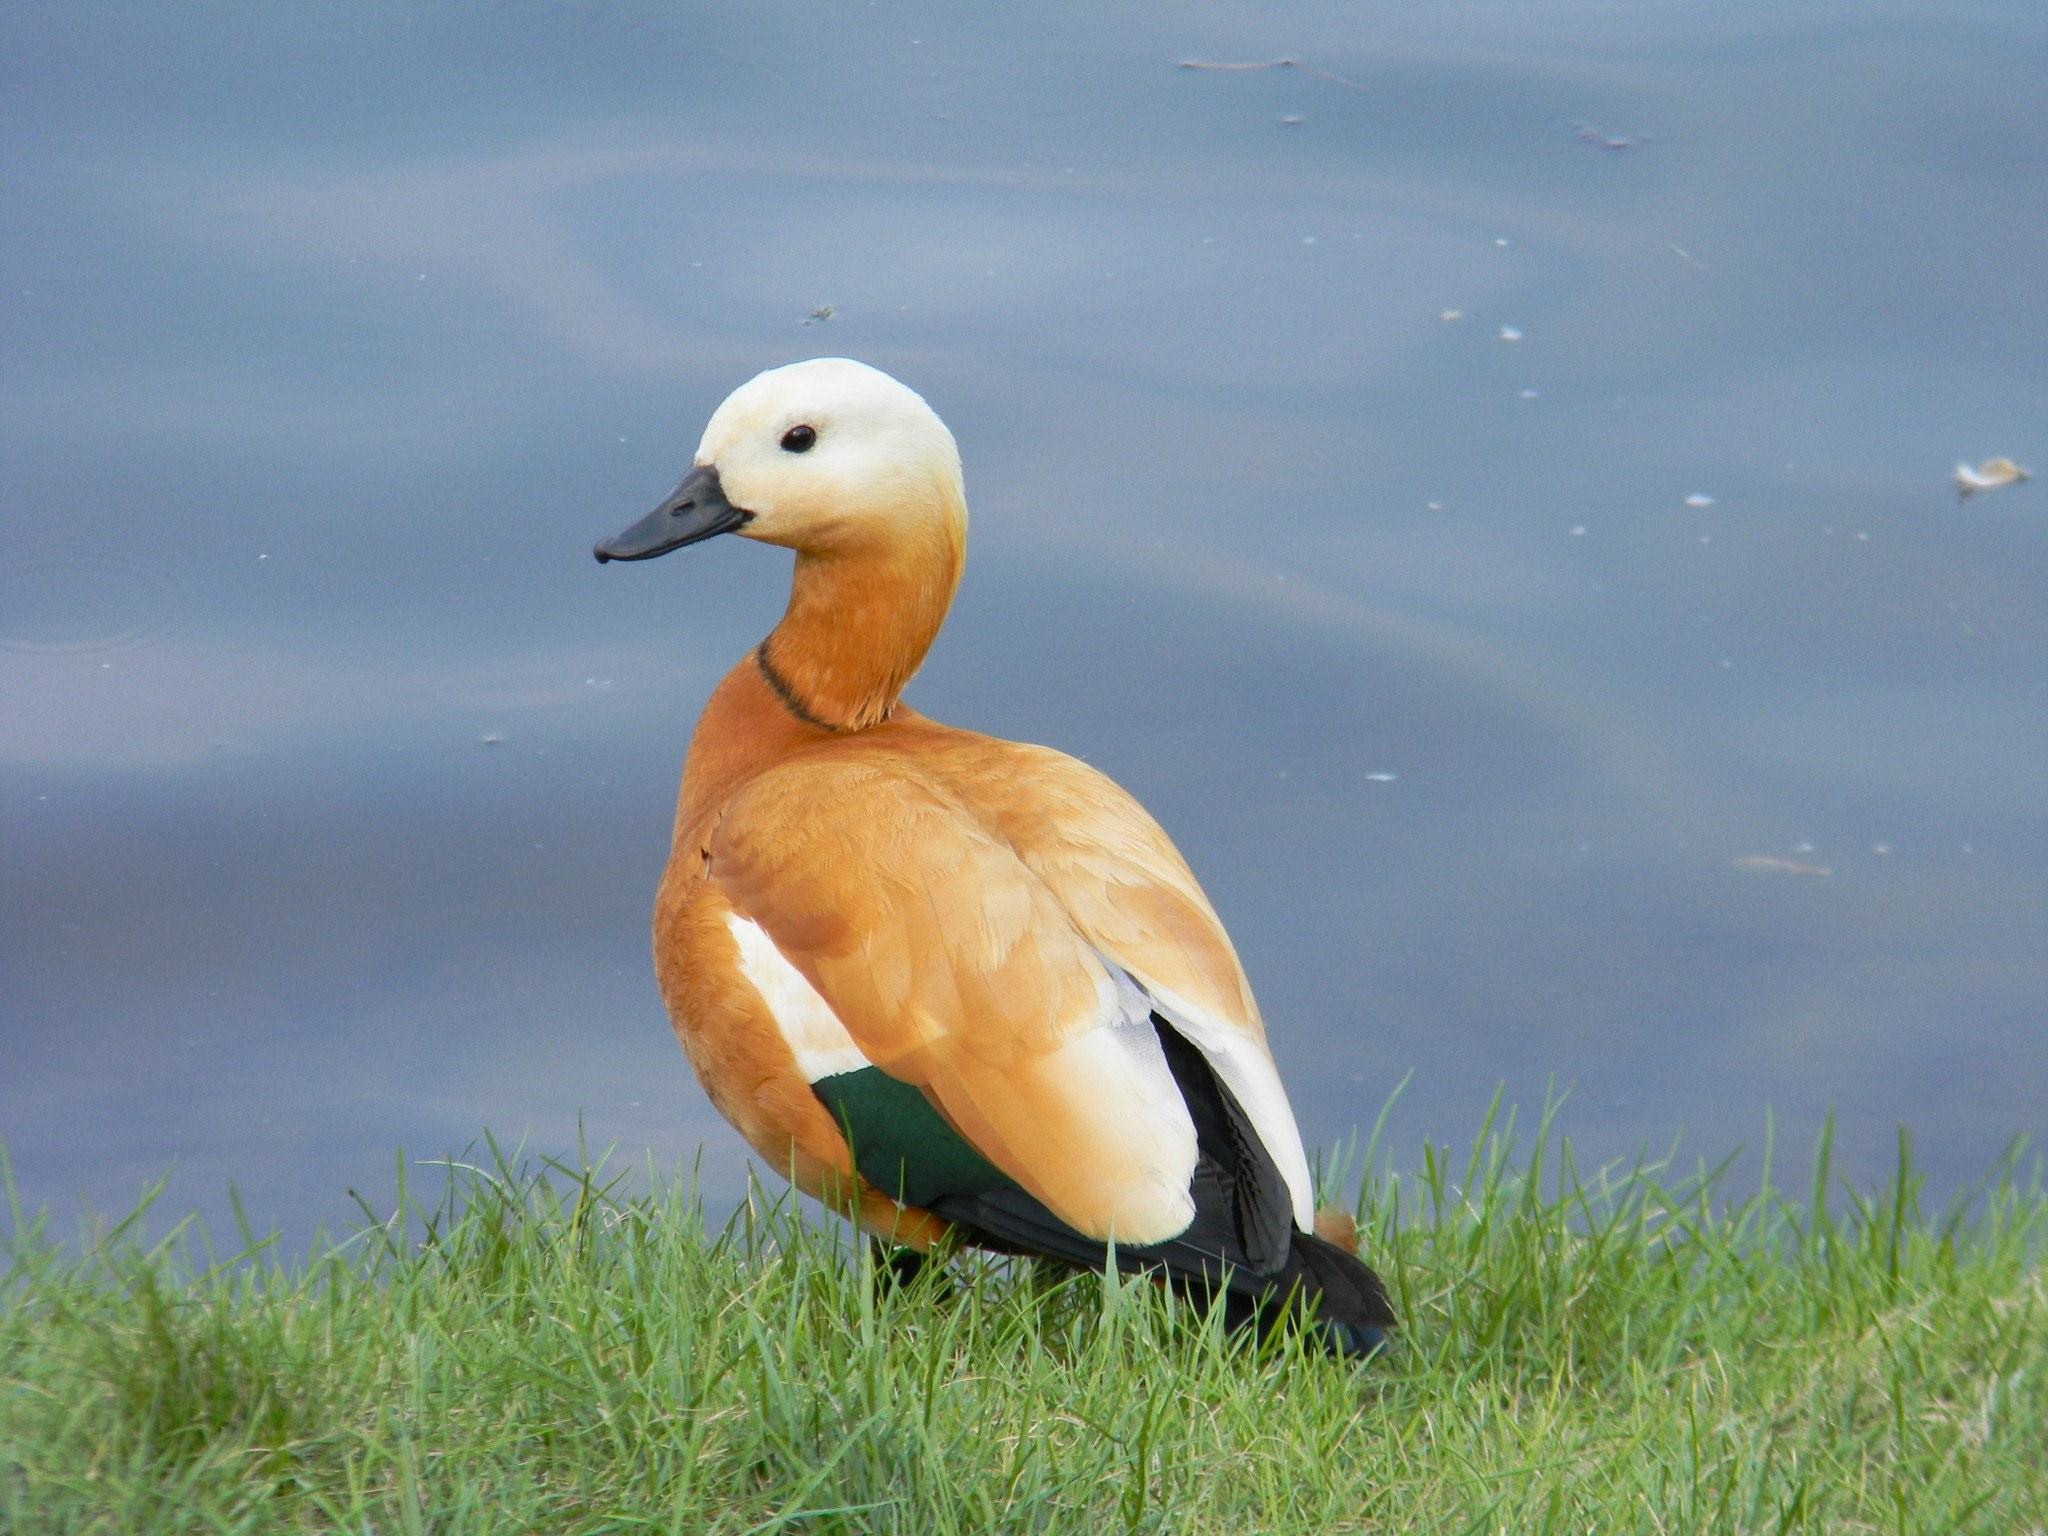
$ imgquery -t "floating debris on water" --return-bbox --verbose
[1684,492,1716,508]
[480,732,505,746]
[1365,771,1398,783]
[1498,324,1523,342]
[1177,57,1369,92]
[1732,854,1833,877]
[1572,122,1638,151]
[802,305,836,326]
[1955,457,2030,498]
[1439,308,1465,322]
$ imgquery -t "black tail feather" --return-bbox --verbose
[1287,1226,1398,1356]
[928,1186,1395,1355]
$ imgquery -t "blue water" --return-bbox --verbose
[4,1,2044,1248]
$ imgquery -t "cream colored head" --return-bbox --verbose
[594,358,966,567]
[700,358,965,553]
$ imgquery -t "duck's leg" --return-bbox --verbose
[869,1237,951,1299]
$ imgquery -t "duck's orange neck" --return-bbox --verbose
[673,521,965,844]
[757,525,963,734]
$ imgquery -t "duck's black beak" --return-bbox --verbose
[594,463,750,563]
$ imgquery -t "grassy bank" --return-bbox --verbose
[4,1107,2043,1534]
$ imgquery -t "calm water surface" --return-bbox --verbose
[4,1,2044,1247]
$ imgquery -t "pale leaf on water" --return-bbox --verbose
[1955,457,2030,498]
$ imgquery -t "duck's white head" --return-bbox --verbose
[595,358,965,563]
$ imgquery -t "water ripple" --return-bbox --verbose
[0,555,181,655]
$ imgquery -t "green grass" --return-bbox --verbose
[4,1102,2043,1534]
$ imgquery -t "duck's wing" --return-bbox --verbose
[957,742,1318,1232]
[704,758,1200,1244]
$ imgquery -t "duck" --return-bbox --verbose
[594,358,1396,1354]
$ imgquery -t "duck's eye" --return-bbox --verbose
[780,424,817,454]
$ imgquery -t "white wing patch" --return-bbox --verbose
[725,913,871,1082]
[1129,974,1317,1231]
[1095,966,1199,1234]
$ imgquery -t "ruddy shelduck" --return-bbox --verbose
[595,358,1395,1353]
